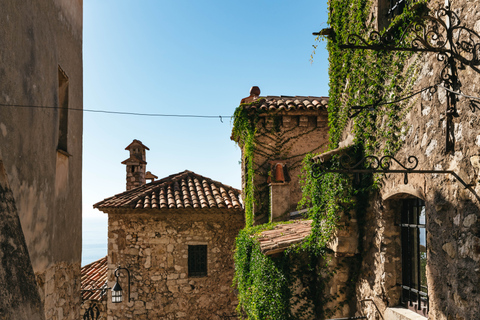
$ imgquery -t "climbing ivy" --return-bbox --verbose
[232,1,428,319]
[232,103,258,227]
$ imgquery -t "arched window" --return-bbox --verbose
[399,197,428,315]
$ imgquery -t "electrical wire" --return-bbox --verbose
[351,85,437,110]
[0,103,232,119]
[436,85,480,101]
[2,83,479,120]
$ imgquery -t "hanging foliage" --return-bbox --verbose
[232,1,427,318]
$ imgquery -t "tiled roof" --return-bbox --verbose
[125,139,149,150]
[257,220,312,256]
[81,256,108,301]
[94,170,242,210]
[121,155,146,165]
[242,96,328,112]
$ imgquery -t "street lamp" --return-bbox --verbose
[111,266,131,303]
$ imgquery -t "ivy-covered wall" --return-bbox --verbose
[233,0,480,319]
[325,0,480,319]
[232,97,329,227]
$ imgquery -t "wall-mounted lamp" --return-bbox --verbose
[111,266,131,303]
[312,27,335,40]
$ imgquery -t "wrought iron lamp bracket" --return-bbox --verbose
[337,3,480,69]
[312,155,480,201]
[316,0,480,153]
[82,300,104,320]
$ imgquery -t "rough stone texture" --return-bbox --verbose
[36,262,81,320]
[105,209,244,319]
[0,1,83,319]
[332,1,480,319]
[242,106,329,224]
[0,162,45,320]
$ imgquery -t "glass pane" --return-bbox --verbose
[413,204,419,225]
[401,201,409,224]
[410,228,419,288]
[419,205,426,225]
[420,228,427,293]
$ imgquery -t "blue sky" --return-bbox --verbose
[82,0,330,265]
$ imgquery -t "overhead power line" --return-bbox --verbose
[0,103,232,120]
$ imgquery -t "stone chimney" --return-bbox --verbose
[267,160,291,222]
[121,139,149,191]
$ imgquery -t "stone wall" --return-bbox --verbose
[248,111,329,223]
[36,262,81,320]
[330,1,480,319]
[106,209,244,319]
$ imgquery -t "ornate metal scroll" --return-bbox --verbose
[82,300,104,320]
[312,155,480,201]
[340,4,480,68]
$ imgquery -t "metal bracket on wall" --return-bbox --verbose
[314,0,480,153]
[312,155,480,202]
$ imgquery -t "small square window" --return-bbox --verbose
[188,245,207,277]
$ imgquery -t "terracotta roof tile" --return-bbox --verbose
[94,170,242,211]
[81,256,108,301]
[125,139,149,151]
[242,96,328,112]
[257,220,312,256]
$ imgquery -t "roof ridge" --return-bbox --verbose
[93,170,242,211]
[81,255,107,269]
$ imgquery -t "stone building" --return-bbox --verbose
[232,89,361,319]
[81,256,108,319]
[94,140,244,319]
[233,0,480,316]
[234,86,329,224]
[0,1,83,319]
[309,0,480,319]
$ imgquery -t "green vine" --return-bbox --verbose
[232,101,262,227]
[233,224,292,320]
[232,1,428,318]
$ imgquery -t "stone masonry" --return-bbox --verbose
[106,210,244,320]
[325,0,480,319]
[236,88,329,223]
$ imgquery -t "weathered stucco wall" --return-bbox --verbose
[0,162,45,320]
[0,0,82,319]
[107,210,244,319]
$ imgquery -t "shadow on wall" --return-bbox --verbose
[0,160,45,320]
[427,190,480,320]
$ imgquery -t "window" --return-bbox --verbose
[399,198,428,315]
[388,0,407,18]
[57,66,69,153]
[188,245,207,277]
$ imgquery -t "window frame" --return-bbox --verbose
[398,197,428,316]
